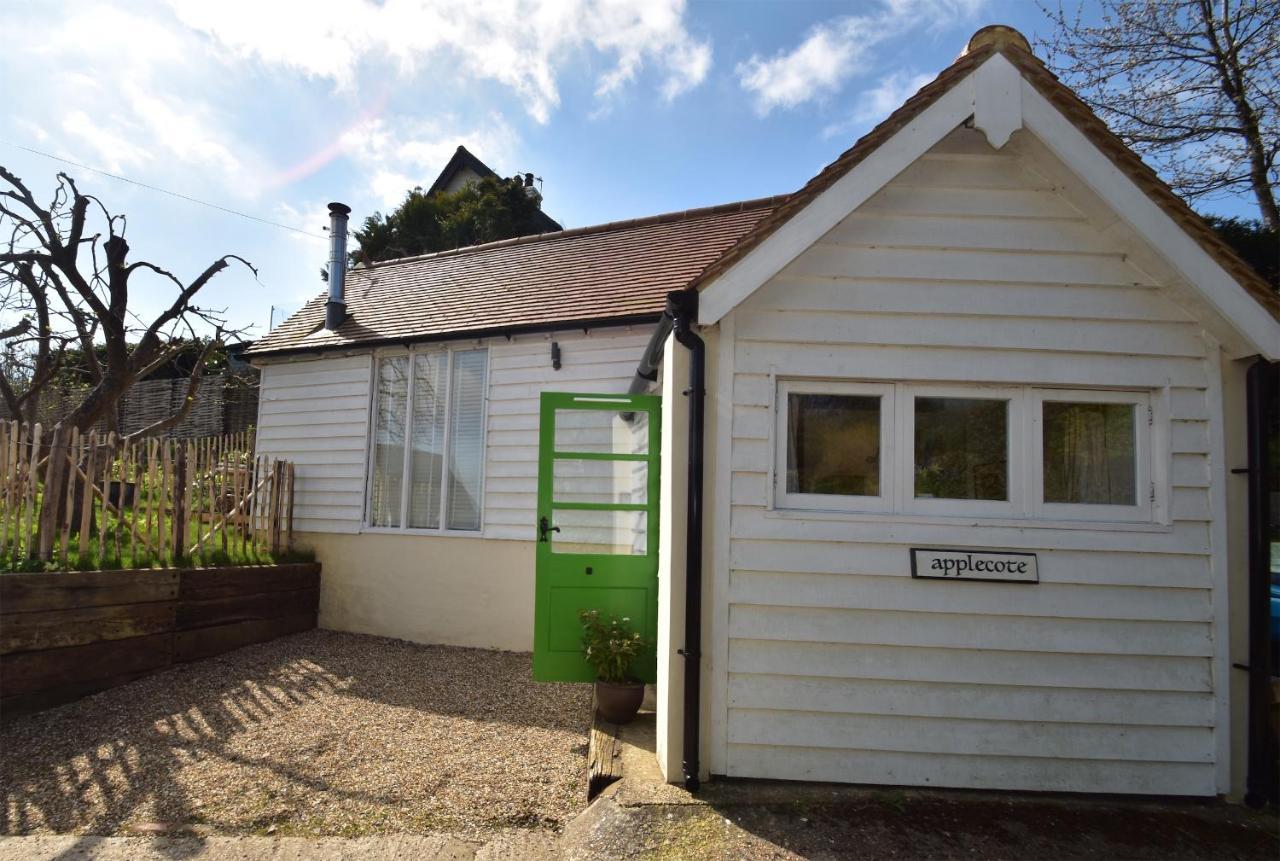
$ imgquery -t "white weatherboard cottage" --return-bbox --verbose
[249,27,1280,802]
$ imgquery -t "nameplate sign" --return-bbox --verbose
[910,549,1038,583]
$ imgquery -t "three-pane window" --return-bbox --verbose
[777,381,1153,521]
[368,349,488,531]
[913,397,1008,502]
[1041,401,1136,505]
[786,392,882,497]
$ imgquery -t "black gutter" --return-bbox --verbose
[1244,358,1278,807]
[624,289,705,792]
[667,289,705,793]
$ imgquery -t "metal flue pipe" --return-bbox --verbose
[326,202,352,331]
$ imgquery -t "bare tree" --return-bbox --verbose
[1041,0,1279,228]
[0,167,252,437]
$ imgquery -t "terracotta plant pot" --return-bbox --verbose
[594,680,645,724]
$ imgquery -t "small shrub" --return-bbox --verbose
[579,609,649,684]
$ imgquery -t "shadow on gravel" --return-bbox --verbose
[1,630,591,839]
[1,641,349,835]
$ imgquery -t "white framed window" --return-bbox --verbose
[899,384,1021,518]
[775,380,895,512]
[1031,389,1151,522]
[367,347,489,533]
[774,380,1157,524]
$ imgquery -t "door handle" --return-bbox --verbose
[538,516,560,542]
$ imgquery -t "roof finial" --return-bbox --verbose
[964,24,1031,56]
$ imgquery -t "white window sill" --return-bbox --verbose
[762,507,1172,534]
[359,526,485,538]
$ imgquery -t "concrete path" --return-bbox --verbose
[0,833,559,861]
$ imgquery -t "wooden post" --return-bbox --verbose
[285,461,295,554]
[36,423,68,561]
[128,437,141,563]
[98,431,114,567]
[78,431,96,558]
[60,427,78,563]
[159,440,171,563]
[172,443,188,561]
[142,439,156,562]
[24,423,43,561]
[1,421,15,559]
[219,436,230,556]
[270,459,284,554]
[258,454,268,555]
[113,438,125,563]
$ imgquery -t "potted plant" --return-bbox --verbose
[580,609,649,724]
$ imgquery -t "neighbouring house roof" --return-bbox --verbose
[246,197,781,357]
[426,145,500,196]
[689,25,1280,326]
[426,145,563,233]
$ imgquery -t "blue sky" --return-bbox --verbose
[0,1,1256,340]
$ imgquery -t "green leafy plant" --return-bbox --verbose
[579,609,649,684]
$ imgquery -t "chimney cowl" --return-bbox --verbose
[522,173,541,202]
[325,202,351,331]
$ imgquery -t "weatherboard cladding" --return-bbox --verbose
[248,198,779,357]
[715,127,1221,795]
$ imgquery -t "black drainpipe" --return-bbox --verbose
[668,289,705,793]
[1244,358,1277,807]
[627,315,674,396]
[625,289,705,792]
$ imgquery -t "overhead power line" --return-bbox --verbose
[2,140,328,240]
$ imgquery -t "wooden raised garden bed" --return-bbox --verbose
[0,562,320,718]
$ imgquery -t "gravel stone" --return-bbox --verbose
[1,630,591,838]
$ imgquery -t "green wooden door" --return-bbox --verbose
[533,392,660,682]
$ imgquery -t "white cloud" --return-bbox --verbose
[13,119,50,144]
[272,201,330,248]
[1,0,707,223]
[60,110,151,172]
[340,113,520,208]
[737,0,984,115]
[822,70,935,138]
[6,3,259,193]
[169,0,712,124]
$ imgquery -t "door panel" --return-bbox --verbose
[548,587,650,651]
[533,392,660,682]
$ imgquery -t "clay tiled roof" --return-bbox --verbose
[247,197,782,357]
[690,25,1280,323]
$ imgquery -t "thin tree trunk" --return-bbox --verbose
[1199,0,1279,228]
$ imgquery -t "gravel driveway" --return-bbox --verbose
[1,630,592,838]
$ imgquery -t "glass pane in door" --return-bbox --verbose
[554,408,648,455]
[552,458,648,506]
[551,508,648,555]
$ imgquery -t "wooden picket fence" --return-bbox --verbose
[0,422,295,571]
